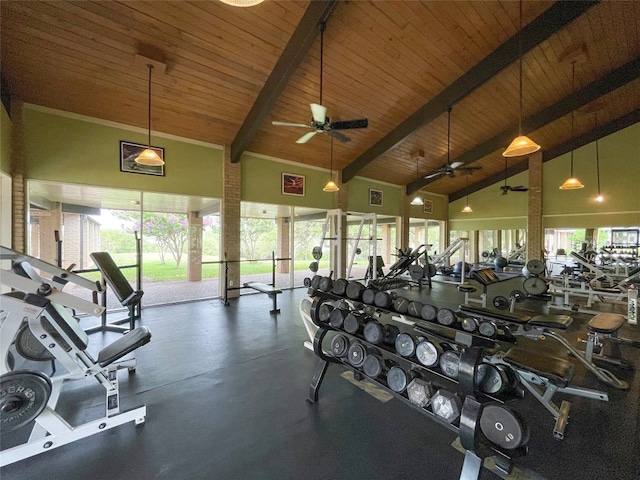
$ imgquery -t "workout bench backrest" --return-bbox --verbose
[90,252,136,304]
[470,268,501,285]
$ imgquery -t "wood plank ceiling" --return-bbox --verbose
[1,1,638,200]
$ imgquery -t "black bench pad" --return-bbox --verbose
[458,285,477,293]
[503,347,574,387]
[470,268,502,285]
[459,305,531,324]
[528,314,573,330]
[588,313,625,333]
[243,282,282,295]
[98,326,152,367]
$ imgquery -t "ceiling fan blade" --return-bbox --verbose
[272,121,310,128]
[425,171,444,179]
[310,103,327,124]
[328,130,351,143]
[296,131,319,144]
[512,186,529,191]
[330,118,368,130]
[450,161,464,170]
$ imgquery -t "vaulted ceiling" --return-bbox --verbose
[1,1,639,201]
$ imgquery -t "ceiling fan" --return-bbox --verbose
[272,22,368,144]
[500,157,529,194]
[424,107,481,179]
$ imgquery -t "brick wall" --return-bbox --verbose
[221,146,240,297]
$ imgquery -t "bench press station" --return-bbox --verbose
[0,256,151,466]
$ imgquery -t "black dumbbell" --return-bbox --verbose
[392,295,410,314]
[317,303,334,323]
[347,342,370,369]
[343,312,373,335]
[439,350,461,379]
[332,278,348,296]
[374,291,398,309]
[362,288,377,305]
[436,308,457,327]
[331,334,350,358]
[421,304,438,322]
[362,351,390,379]
[415,339,443,368]
[395,332,417,358]
[329,308,350,329]
[387,365,417,393]
[407,300,423,318]
[364,320,400,345]
[345,281,366,301]
[318,276,333,292]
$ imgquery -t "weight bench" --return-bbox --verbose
[0,270,151,466]
[90,252,144,334]
[460,304,629,390]
[580,312,639,370]
[243,282,282,314]
[459,268,511,309]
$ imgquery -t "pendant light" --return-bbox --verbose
[410,153,424,205]
[594,113,604,202]
[218,0,264,6]
[323,136,339,192]
[461,173,473,213]
[135,64,164,166]
[559,62,584,190]
[503,0,541,158]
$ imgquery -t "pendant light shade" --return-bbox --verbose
[559,62,583,190]
[461,205,473,213]
[135,64,165,166]
[323,136,339,192]
[410,195,424,206]
[219,0,264,6]
[503,0,540,158]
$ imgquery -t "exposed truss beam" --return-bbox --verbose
[409,57,640,195]
[449,109,640,202]
[341,1,599,183]
[230,0,338,163]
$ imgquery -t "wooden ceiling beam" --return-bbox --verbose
[449,108,640,202]
[410,57,640,195]
[341,0,599,183]
[230,0,338,163]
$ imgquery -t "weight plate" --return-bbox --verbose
[461,317,478,333]
[332,278,348,296]
[415,340,441,368]
[319,276,333,292]
[395,333,416,357]
[15,323,54,361]
[303,277,312,288]
[329,308,348,329]
[317,303,334,323]
[7,351,15,371]
[384,324,400,344]
[478,321,497,339]
[310,275,321,290]
[374,291,393,309]
[387,366,410,393]
[480,403,529,450]
[436,308,456,326]
[363,354,384,378]
[345,282,365,301]
[347,343,367,368]
[427,264,438,278]
[522,276,548,296]
[312,246,323,261]
[475,363,506,395]
[407,301,424,318]
[492,296,509,311]
[525,259,545,276]
[362,289,377,305]
[408,264,425,281]
[331,334,350,358]
[510,290,525,302]
[439,351,460,379]
[392,296,409,314]
[0,370,52,432]
[420,304,438,322]
[309,261,319,273]
[364,321,384,344]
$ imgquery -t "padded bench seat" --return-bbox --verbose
[503,347,574,387]
[98,326,152,367]
[243,282,282,295]
[588,312,625,334]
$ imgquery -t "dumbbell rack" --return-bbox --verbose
[305,293,528,480]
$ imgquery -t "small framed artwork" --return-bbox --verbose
[120,141,165,176]
[369,188,383,207]
[423,199,433,214]
[282,172,305,196]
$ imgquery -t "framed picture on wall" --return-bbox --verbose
[282,172,305,196]
[423,199,433,214]
[369,188,383,207]
[120,141,165,176]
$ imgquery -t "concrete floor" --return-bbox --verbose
[2,276,639,479]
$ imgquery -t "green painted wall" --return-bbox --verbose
[23,108,223,197]
[347,177,402,216]
[407,192,448,221]
[1,104,11,174]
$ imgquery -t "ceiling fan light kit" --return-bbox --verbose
[503,0,541,158]
[135,63,165,167]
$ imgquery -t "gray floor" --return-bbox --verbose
[2,276,639,479]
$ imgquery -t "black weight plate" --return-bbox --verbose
[478,321,497,338]
[363,354,384,378]
[408,264,425,280]
[525,259,545,276]
[492,296,509,311]
[317,303,334,323]
[309,262,319,273]
[329,308,348,329]
[312,246,323,261]
[523,276,548,296]
[0,370,52,432]
[480,403,530,450]
[363,321,384,344]
[347,343,367,368]
[331,334,350,358]
[374,291,393,309]
[439,351,460,379]
[310,275,321,289]
[392,296,409,314]
[407,301,424,318]
[15,323,54,361]
[303,277,312,287]
[436,308,456,326]
[461,317,478,333]
[387,366,409,393]
[475,363,506,395]
[318,276,333,292]
[415,340,441,368]
[362,289,377,305]
[345,282,365,300]
[510,290,525,302]
[332,278,348,296]
[395,333,416,357]
[420,304,438,321]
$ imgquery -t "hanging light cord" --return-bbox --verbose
[318,22,325,106]
[518,0,523,136]
[329,135,334,177]
[447,106,452,165]
[595,112,600,194]
[147,64,154,148]
[570,61,575,177]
